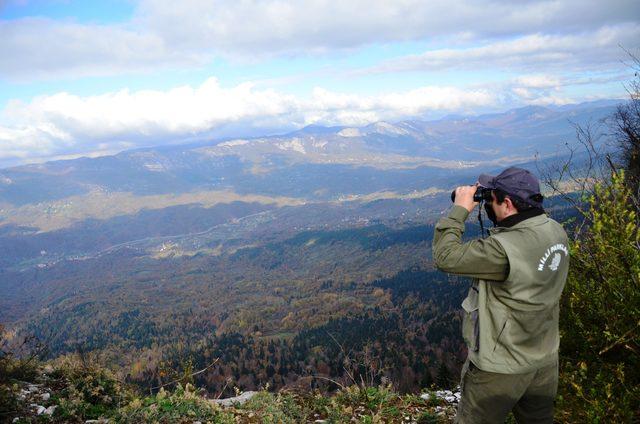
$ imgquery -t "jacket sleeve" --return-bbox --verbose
[432,205,509,281]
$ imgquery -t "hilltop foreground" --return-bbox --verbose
[2,356,460,423]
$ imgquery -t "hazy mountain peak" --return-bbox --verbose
[276,138,306,154]
[218,139,250,148]
[365,121,410,136]
[338,128,361,137]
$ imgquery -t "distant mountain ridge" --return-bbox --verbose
[0,101,618,207]
[0,100,617,271]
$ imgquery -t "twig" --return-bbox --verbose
[598,322,640,356]
[325,331,357,385]
[303,374,347,390]
[215,377,232,400]
[149,357,219,394]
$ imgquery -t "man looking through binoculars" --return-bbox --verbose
[432,167,569,424]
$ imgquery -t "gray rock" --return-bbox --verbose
[421,389,462,404]
[27,384,40,392]
[211,391,258,407]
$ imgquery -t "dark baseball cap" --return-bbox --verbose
[478,167,544,208]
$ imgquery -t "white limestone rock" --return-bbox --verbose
[211,391,258,407]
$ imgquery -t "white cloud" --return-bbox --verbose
[528,95,574,106]
[509,85,573,105]
[0,18,207,80]
[510,74,562,102]
[0,125,56,159]
[362,24,640,75]
[137,0,640,55]
[514,75,562,89]
[1,0,638,80]
[0,78,494,165]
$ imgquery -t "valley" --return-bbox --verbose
[0,102,607,395]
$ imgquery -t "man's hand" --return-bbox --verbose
[454,185,479,213]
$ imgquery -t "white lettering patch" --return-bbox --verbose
[538,243,568,272]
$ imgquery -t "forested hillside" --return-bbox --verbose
[3,218,473,397]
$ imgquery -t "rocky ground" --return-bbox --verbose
[5,369,461,423]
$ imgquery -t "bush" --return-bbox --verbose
[117,383,234,423]
[238,390,306,423]
[49,356,131,421]
[0,324,41,420]
[558,170,640,422]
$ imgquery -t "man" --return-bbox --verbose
[432,167,569,423]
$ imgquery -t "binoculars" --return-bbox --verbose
[450,186,493,203]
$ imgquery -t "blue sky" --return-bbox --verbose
[1,0,134,23]
[0,0,638,167]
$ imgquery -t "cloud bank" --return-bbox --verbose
[137,0,639,53]
[0,78,495,166]
[360,24,640,75]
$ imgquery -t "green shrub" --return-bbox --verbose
[238,390,307,423]
[0,383,19,422]
[51,358,129,421]
[0,324,40,420]
[417,411,439,424]
[558,171,640,422]
[117,383,234,423]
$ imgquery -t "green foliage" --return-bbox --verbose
[0,326,41,385]
[558,170,640,422]
[3,352,457,423]
[420,392,442,408]
[117,383,234,423]
[417,411,440,424]
[0,325,41,420]
[0,382,19,422]
[50,356,131,421]
[123,385,453,423]
[238,391,306,423]
[335,384,396,411]
[318,385,449,423]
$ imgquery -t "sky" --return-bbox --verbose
[0,0,638,168]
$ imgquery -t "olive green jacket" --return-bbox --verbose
[432,205,569,373]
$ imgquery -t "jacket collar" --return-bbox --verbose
[490,208,547,233]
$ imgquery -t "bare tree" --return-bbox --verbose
[538,50,640,232]
[610,50,640,202]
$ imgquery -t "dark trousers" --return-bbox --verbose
[455,359,558,424]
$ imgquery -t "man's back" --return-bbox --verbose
[469,213,569,374]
